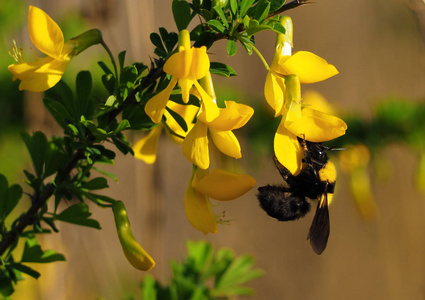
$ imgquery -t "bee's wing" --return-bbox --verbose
[307,193,330,255]
[273,155,292,181]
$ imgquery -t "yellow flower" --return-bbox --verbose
[185,167,256,234]
[182,100,254,169]
[264,16,338,116]
[274,75,347,175]
[145,30,219,124]
[339,144,378,220]
[8,6,100,92]
[133,101,198,164]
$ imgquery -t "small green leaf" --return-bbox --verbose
[22,131,47,178]
[3,184,23,219]
[172,0,192,31]
[76,71,93,116]
[115,119,131,133]
[55,203,101,229]
[213,6,229,29]
[21,238,66,263]
[118,51,126,71]
[43,98,73,129]
[269,0,286,12]
[105,95,117,107]
[229,0,238,16]
[150,32,165,52]
[93,167,119,182]
[239,0,256,16]
[210,62,237,77]
[208,20,226,33]
[165,107,188,133]
[254,0,270,23]
[10,263,41,279]
[226,39,237,57]
[82,177,109,190]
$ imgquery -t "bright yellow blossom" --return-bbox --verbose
[264,16,338,116]
[145,29,219,124]
[133,101,198,164]
[182,100,254,170]
[274,75,347,175]
[8,6,100,92]
[185,167,256,234]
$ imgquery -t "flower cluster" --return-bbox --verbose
[264,16,347,175]
[136,29,256,234]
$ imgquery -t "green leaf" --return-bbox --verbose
[172,0,192,31]
[22,131,47,178]
[254,0,270,23]
[9,263,41,279]
[159,28,179,53]
[81,177,109,190]
[207,20,226,33]
[118,51,127,71]
[150,32,165,52]
[213,6,229,29]
[210,62,237,77]
[93,167,119,182]
[83,192,116,204]
[165,107,188,133]
[214,255,264,296]
[226,39,237,57]
[229,0,238,16]
[55,203,101,229]
[76,71,93,115]
[115,119,131,133]
[239,0,256,16]
[2,183,23,219]
[141,275,158,300]
[186,240,213,273]
[269,0,286,12]
[0,272,14,297]
[43,97,72,129]
[20,238,66,263]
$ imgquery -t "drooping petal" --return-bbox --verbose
[285,108,347,142]
[279,51,338,84]
[192,168,256,201]
[194,81,220,123]
[182,121,209,169]
[133,125,163,164]
[264,71,285,117]
[185,169,218,234]
[209,129,241,159]
[145,77,178,123]
[8,56,69,92]
[274,120,303,175]
[28,6,64,60]
[207,101,254,131]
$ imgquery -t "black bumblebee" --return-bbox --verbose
[257,139,337,255]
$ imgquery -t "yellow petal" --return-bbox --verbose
[194,81,220,123]
[264,71,285,116]
[207,101,254,131]
[145,77,177,123]
[164,46,209,80]
[29,6,64,60]
[190,46,210,79]
[279,51,338,84]
[192,168,256,201]
[209,129,241,159]
[182,121,209,169]
[8,56,69,92]
[133,125,163,164]
[274,120,303,175]
[185,170,218,234]
[285,108,347,142]
[178,78,194,103]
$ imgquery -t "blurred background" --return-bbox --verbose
[2,0,425,299]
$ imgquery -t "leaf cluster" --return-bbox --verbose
[139,240,264,300]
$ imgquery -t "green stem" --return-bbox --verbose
[100,39,119,98]
[250,43,270,71]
